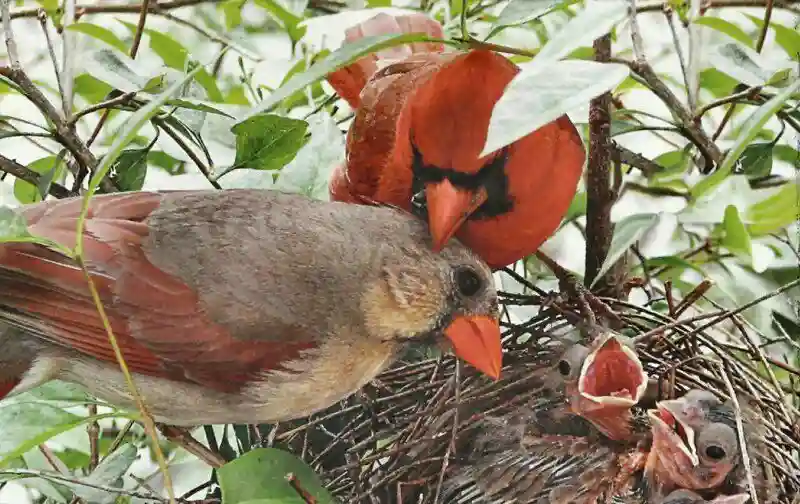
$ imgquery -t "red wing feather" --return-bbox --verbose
[0,193,315,393]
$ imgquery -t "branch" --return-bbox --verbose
[1,0,117,193]
[611,143,664,177]
[0,153,72,198]
[584,34,621,295]
[636,0,800,14]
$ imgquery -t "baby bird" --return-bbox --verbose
[660,489,751,504]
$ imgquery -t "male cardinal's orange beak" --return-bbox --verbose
[425,179,488,252]
[443,315,502,379]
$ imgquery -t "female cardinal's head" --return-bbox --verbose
[359,214,502,379]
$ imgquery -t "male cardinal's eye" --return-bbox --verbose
[705,445,726,460]
[557,360,571,376]
[455,267,482,297]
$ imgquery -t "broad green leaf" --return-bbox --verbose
[14,381,94,406]
[693,17,753,47]
[148,150,185,174]
[366,0,391,6]
[218,448,336,504]
[67,23,128,53]
[238,32,436,122]
[709,43,772,87]
[220,0,247,29]
[69,444,138,504]
[87,49,156,92]
[273,113,344,199]
[0,206,31,240]
[108,147,150,191]
[773,145,800,164]
[738,142,773,179]
[165,98,234,118]
[0,402,120,465]
[481,59,628,156]
[533,0,628,64]
[590,213,658,288]
[691,77,800,200]
[146,30,189,70]
[698,68,738,98]
[254,0,306,41]
[229,114,308,172]
[721,205,752,258]
[746,183,799,236]
[84,50,224,200]
[490,0,577,38]
[14,156,66,204]
[73,74,114,103]
[35,0,59,12]
[563,190,586,221]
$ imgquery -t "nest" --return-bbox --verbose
[267,280,800,504]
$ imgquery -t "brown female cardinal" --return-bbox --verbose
[0,189,502,426]
[325,13,586,269]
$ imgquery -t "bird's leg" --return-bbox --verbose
[534,251,621,327]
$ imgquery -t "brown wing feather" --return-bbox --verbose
[0,192,316,393]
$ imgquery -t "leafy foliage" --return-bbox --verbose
[0,0,797,502]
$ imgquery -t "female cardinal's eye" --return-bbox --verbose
[455,267,483,297]
[557,360,571,376]
[705,445,726,460]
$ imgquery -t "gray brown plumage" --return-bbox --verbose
[644,390,774,502]
[0,189,502,425]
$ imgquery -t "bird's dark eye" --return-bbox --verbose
[455,267,482,297]
[557,360,571,376]
[705,445,726,460]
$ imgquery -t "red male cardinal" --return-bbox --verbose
[325,13,586,269]
[0,190,501,425]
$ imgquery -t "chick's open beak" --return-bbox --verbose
[443,315,502,380]
[578,333,648,406]
[426,179,488,252]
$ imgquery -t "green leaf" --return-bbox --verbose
[590,213,658,288]
[108,147,150,191]
[481,59,628,156]
[533,0,628,64]
[698,68,738,98]
[0,206,31,240]
[738,142,773,179]
[0,402,119,465]
[773,145,800,164]
[87,48,156,92]
[721,204,752,258]
[85,50,225,199]
[490,0,578,38]
[563,190,586,221]
[691,77,800,200]
[273,113,344,199]
[14,156,66,204]
[709,42,773,87]
[73,74,114,103]
[69,444,138,504]
[693,17,753,47]
[253,0,306,41]
[745,183,799,236]
[230,114,308,172]
[67,23,128,53]
[165,98,234,118]
[220,0,247,29]
[645,255,705,275]
[218,448,336,504]
[238,32,436,122]
[146,30,189,69]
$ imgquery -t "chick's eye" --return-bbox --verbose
[705,445,726,460]
[455,267,482,297]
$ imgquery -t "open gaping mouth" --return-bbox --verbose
[578,334,647,406]
[647,402,699,466]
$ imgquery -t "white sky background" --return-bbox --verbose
[0,0,798,501]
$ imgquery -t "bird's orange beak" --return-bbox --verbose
[443,315,502,380]
[425,179,488,252]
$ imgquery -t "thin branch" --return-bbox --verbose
[158,11,262,61]
[1,0,20,64]
[621,58,723,170]
[663,7,692,102]
[628,0,645,64]
[754,0,775,51]
[0,154,73,198]
[11,0,221,18]
[694,86,763,120]
[152,117,222,189]
[37,10,66,111]
[129,0,151,58]
[611,143,664,177]
[636,0,800,15]
[70,91,137,124]
[61,0,76,116]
